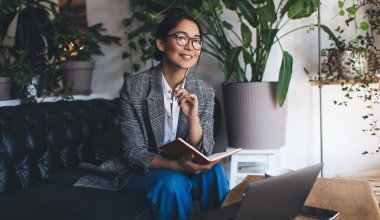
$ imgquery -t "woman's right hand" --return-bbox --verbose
[173,154,215,174]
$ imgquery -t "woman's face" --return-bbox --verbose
[157,19,201,70]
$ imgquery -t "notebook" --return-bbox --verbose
[160,138,241,165]
[188,163,323,220]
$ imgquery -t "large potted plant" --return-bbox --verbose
[122,0,339,149]
[49,0,121,95]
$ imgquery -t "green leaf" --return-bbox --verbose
[134,12,147,21]
[122,18,132,27]
[351,38,360,46]
[256,3,276,24]
[122,52,130,59]
[338,1,344,8]
[346,6,357,16]
[222,0,236,10]
[262,28,278,50]
[278,51,293,106]
[360,21,369,31]
[242,48,252,64]
[288,0,319,19]
[280,0,298,17]
[222,21,234,30]
[320,25,343,49]
[215,5,224,14]
[251,0,266,3]
[148,0,180,8]
[133,64,140,72]
[138,38,147,47]
[129,42,137,50]
[224,46,242,82]
[236,0,258,28]
[241,23,252,48]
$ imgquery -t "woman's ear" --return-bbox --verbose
[156,38,165,52]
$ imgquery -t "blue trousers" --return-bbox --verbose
[124,163,229,220]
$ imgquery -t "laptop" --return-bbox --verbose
[188,163,323,220]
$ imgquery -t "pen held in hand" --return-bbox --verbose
[174,69,189,102]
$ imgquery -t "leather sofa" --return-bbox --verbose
[0,99,153,220]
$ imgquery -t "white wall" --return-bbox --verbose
[86,0,380,177]
[86,0,131,98]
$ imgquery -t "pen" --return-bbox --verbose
[174,69,189,102]
[178,68,188,89]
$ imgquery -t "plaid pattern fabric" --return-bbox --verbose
[119,64,215,174]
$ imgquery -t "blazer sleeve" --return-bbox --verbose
[195,84,215,156]
[119,78,156,174]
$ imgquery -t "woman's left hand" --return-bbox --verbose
[175,89,198,120]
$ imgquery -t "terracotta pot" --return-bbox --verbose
[0,77,11,100]
[62,61,95,95]
[222,82,287,149]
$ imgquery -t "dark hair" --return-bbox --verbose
[153,9,203,61]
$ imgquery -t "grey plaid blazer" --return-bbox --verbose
[119,64,215,174]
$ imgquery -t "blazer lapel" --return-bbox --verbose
[147,65,165,147]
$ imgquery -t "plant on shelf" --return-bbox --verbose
[0,0,65,102]
[321,0,380,154]
[48,0,121,95]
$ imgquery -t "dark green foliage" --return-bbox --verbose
[0,0,120,102]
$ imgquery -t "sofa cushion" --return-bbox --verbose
[0,99,119,195]
[90,128,123,163]
[0,168,153,220]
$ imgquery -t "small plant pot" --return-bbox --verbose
[0,77,11,100]
[62,61,95,95]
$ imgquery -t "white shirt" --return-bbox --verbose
[161,73,186,146]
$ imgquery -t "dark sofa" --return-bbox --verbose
[0,99,153,220]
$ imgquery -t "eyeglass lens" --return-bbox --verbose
[175,33,202,50]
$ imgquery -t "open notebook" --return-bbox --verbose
[160,138,241,165]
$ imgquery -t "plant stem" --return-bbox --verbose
[275,25,311,43]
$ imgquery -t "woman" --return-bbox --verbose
[119,9,229,220]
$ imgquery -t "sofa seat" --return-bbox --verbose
[0,99,153,220]
[0,168,152,220]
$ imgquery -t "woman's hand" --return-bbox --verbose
[175,89,198,121]
[174,154,215,174]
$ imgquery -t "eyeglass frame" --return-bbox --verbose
[166,32,203,50]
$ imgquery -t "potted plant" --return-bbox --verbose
[50,0,121,95]
[320,0,379,80]
[0,0,65,102]
[0,43,11,100]
[123,0,340,149]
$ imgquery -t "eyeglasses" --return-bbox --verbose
[166,32,202,50]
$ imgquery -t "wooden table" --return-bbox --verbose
[222,175,380,220]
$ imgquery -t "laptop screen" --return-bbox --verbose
[235,163,322,220]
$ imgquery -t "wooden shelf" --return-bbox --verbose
[310,78,380,86]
